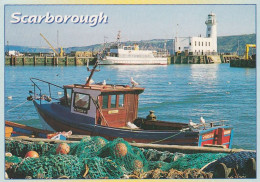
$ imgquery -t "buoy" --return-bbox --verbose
[25,151,39,158]
[188,82,192,85]
[5,152,12,157]
[56,143,70,154]
[168,82,172,85]
[7,96,12,100]
[115,143,127,157]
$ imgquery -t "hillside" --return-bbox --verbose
[5,34,256,56]
[217,34,256,55]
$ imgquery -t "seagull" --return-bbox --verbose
[127,122,139,129]
[188,120,197,128]
[86,77,94,84]
[102,80,106,86]
[200,116,206,129]
[130,77,139,87]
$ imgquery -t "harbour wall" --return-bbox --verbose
[5,56,96,66]
[230,59,256,68]
[169,55,222,64]
[5,54,242,66]
[169,54,240,64]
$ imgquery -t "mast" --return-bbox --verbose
[85,60,99,87]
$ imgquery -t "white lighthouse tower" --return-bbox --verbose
[205,12,217,53]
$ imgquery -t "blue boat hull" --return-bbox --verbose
[33,100,233,148]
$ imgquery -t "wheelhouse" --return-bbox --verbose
[62,84,144,128]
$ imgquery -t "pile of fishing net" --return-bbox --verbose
[5,137,251,179]
[5,140,56,157]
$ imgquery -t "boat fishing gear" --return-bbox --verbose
[6,136,250,179]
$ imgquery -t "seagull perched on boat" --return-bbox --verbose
[130,77,139,87]
[102,80,106,86]
[188,120,197,128]
[200,116,206,129]
[86,77,94,85]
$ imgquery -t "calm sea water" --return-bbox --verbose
[4,64,256,150]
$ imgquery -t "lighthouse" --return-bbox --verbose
[205,12,217,53]
[174,12,218,56]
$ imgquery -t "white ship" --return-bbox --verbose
[99,31,168,65]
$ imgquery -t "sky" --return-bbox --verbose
[4,4,256,48]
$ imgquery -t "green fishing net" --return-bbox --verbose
[83,157,124,179]
[70,136,108,159]
[5,137,229,179]
[5,156,22,164]
[141,148,185,163]
[9,154,84,179]
[160,153,228,171]
[98,138,149,173]
[5,140,56,157]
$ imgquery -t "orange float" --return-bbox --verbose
[56,143,70,154]
[115,143,127,157]
[25,151,39,158]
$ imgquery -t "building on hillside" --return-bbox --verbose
[174,12,217,56]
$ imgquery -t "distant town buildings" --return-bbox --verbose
[174,12,217,55]
[8,50,24,56]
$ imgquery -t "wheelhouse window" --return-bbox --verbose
[111,95,116,108]
[61,88,72,106]
[102,95,109,109]
[73,92,90,113]
[118,94,124,107]
[102,94,125,109]
[65,88,72,106]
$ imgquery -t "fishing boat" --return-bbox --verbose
[28,61,233,148]
[99,31,168,65]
